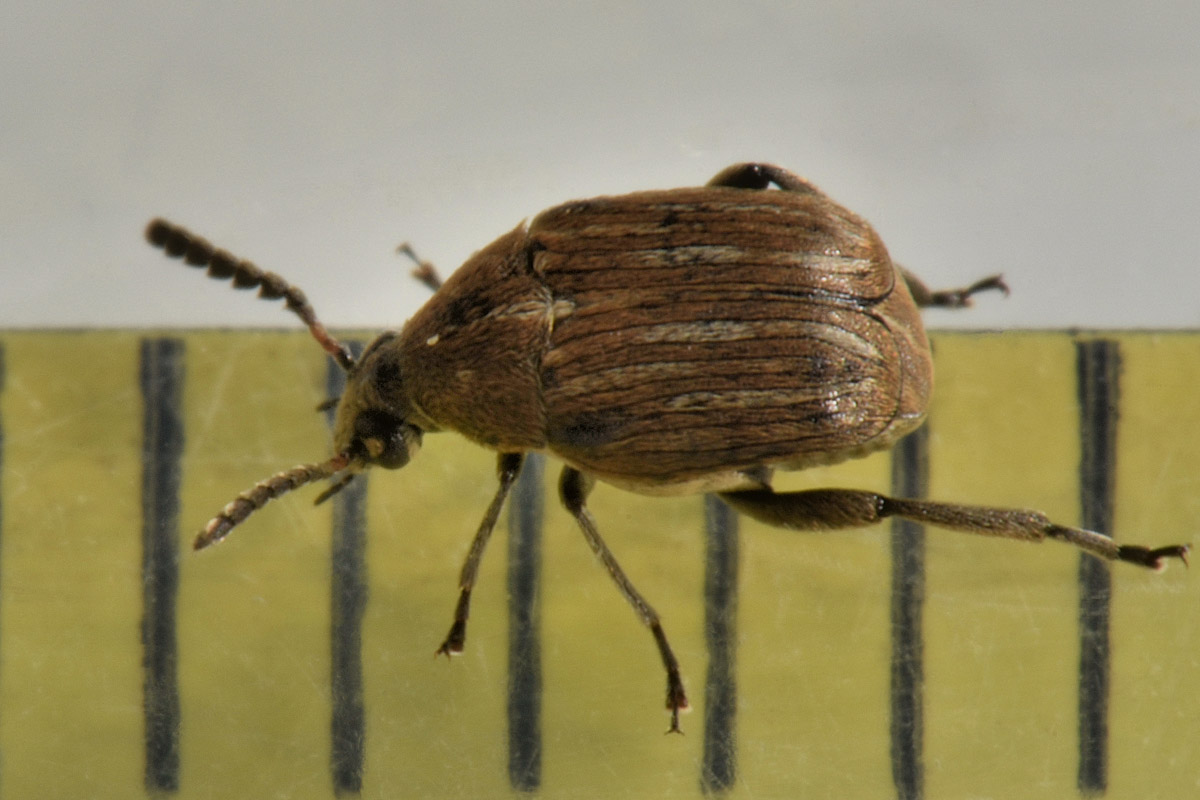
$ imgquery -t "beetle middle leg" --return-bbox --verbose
[719,487,1190,569]
[436,453,525,657]
[559,466,689,733]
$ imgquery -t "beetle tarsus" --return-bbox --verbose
[664,672,688,735]
[436,589,472,657]
[435,621,467,658]
[927,274,1010,308]
[1116,543,1190,571]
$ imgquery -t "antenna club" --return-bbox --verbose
[145,218,356,372]
[192,452,357,550]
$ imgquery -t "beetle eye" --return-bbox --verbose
[352,409,419,469]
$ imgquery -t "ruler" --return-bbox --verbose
[1,330,1196,799]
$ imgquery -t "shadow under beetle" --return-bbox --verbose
[146,162,1188,733]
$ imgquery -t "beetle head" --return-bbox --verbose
[332,331,424,470]
[186,331,426,552]
[145,219,434,549]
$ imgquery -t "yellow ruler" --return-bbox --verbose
[1,330,1196,799]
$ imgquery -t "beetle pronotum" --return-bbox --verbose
[146,163,1188,733]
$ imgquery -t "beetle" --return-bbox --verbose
[146,162,1188,733]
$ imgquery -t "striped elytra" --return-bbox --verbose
[395,176,930,494]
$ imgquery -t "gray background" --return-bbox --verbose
[3,1,1198,330]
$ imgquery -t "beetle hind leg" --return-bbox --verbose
[559,467,689,733]
[718,487,1190,570]
[900,267,1010,309]
[707,162,820,194]
[435,453,525,657]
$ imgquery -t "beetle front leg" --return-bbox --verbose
[436,453,525,657]
[559,467,689,733]
[719,487,1190,570]
[397,242,444,292]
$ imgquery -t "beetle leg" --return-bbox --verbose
[707,162,820,194]
[436,453,525,657]
[900,267,1010,309]
[559,467,689,733]
[397,242,444,292]
[706,166,1010,309]
[719,487,1190,570]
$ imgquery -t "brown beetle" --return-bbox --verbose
[146,162,1188,733]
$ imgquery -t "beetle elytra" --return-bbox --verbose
[146,162,1188,733]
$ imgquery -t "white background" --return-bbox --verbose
[3,1,1198,330]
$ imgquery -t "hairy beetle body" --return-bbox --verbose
[146,162,1188,736]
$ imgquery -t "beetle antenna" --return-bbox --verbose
[194,451,356,550]
[146,218,356,372]
[397,242,443,291]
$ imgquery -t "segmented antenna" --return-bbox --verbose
[146,218,356,372]
[194,451,355,550]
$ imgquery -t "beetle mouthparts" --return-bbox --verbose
[313,473,357,506]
